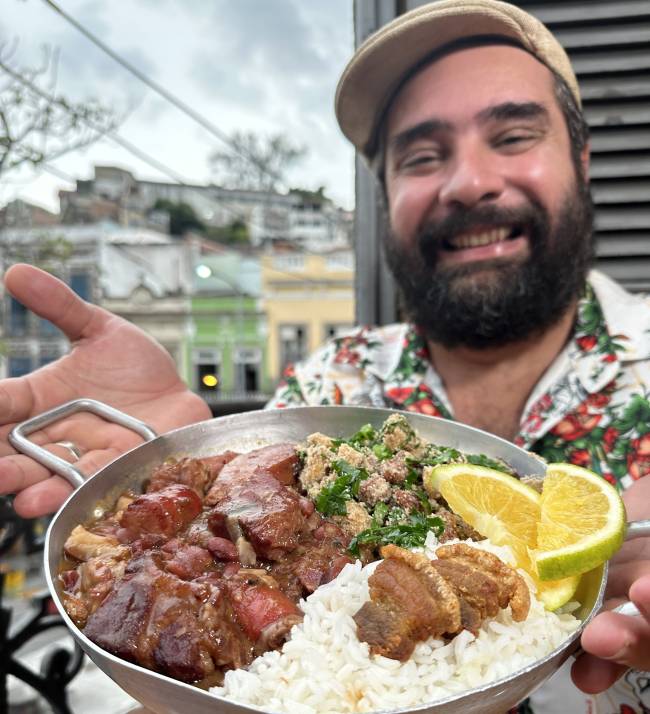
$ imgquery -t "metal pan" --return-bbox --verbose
[9,400,650,714]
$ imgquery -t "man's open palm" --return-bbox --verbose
[0,264,211,517]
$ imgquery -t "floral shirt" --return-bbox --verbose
[268,270,650,492]
[268,269,650,714]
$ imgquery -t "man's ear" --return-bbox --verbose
[580,142,591,181]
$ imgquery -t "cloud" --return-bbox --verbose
[1,0,356,210]
[188,0,353,197]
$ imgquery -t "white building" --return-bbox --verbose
[0,223,193,380]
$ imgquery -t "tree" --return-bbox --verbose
[206,219,249,246]
[153,199,206,236]
[289,185,329,207]
[209,131,306,193]
[0,45,118,176]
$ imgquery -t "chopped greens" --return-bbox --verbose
[372,443,393,460]
[372,501,389,525]
[349,512,444,557]
[303,414,519,560]
[466,454,515,474]
[418,446,462,466]
[332,423,377,449]
[314,459,368,516]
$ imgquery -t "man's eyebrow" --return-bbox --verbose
[388,102,548,154]
[389,118,453,154]
[476,101,549,124]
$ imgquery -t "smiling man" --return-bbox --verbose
[268,2,650,711]
[1,1,649,712]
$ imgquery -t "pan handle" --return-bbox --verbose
[626,520,650,540]
[8,398,158,489]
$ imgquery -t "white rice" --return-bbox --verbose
[211,537,580,714]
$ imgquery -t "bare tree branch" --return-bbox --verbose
[0,44,119,177]
[209,131,306,193]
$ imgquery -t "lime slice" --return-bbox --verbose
[534,463,626,581]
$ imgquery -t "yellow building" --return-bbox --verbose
[261,249,355,383]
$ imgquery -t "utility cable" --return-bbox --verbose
[0,58,351,283]
[39,0,344,234]
[40,0,284,187]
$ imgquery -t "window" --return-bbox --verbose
[234,347,261,393]
[70,272,91,301]
[39,346,61,367]
[273,255,305,271]
[9,356,32,377]
[193,349,221,393]
[326,253,354,271]
[9,297,29,336]
[38,353,58,368]
[197,363,220,392]
[279,324,308,372]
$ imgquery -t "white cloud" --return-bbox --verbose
[0,0,355,212]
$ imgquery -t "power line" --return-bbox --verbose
[40,0,346,236]
[40,0,284,188]
[0,58,352,281]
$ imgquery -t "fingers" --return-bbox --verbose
[573,599,650,694]
[630,574,650,620]
[2,446,124,518]
[0,377,38,429]
[571,652,627,694]
[0,443,87,496]
[4,264,98,342]
[13,476,75,518]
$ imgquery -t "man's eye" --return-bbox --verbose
[402,153,441,169]
[495,133,536,150]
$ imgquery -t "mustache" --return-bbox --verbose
[417,203,549,262]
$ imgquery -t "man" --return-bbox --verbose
[0,0,648,710]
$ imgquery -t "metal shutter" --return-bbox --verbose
[354,0,650,324]
[515,0,650,291]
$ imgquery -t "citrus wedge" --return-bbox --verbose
[423,463,580,609]
[534,463,626,581]
[423,463,541,548]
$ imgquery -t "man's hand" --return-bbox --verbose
[0,264,211,517]
[572,476,650,692]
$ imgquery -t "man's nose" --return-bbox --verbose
[437,147,505,209]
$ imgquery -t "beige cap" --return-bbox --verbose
[335,0,580,159]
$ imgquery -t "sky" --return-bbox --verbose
[0,0,356,213]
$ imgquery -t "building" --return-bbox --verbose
[188,241,272,414]
[0,223,193,381]
[261,247,355,382]
[58,165,353,251]
[0,199,60,230]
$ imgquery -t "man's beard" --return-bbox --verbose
[383,179,595,349]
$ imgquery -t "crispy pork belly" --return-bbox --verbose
[354,543,531,660]
[435,543,530,621]
[354,546,460,661]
